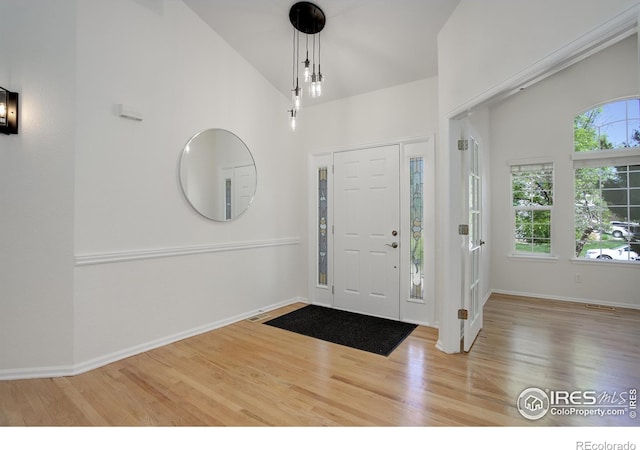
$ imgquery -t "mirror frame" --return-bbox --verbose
[178,128,257,221]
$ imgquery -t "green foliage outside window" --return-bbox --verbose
[512,164,553,254]
[573,99,640,258]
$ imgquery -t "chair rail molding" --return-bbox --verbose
[75,237,301,266]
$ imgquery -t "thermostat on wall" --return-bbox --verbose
[117,104,144,121]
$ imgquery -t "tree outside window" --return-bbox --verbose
[574,99,640,261]
[511,163,553,254]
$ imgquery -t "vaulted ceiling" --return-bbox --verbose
[183,0,461,105]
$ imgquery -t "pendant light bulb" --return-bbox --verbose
[310,71,317,98]
[292,83,302,111]
[295,92,301,110]
[303,34,311,83]
[303,58,311,83]
[317,70,323,97]
[289,109,297,131]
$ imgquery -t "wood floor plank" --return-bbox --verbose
[1,294,639,426]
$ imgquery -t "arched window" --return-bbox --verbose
[573,98,640,261]
[574,98,640,152]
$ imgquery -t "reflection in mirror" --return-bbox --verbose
[179,129,257,221]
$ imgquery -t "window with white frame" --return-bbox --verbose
[573,98,640,262]
[511,162,554,255]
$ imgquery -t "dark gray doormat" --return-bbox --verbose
[263,304,417,356]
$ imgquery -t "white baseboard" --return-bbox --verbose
[490,289,640,311]
[0,364,75,381]
[482,290,492,307]
[0,297,306,381]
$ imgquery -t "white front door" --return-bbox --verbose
[462,135,483,351]
[333,145,400,319]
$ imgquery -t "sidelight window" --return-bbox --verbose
[410,157,424,299]
[318,167,328,286]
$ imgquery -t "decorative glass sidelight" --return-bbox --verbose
[318,167,328,286]
[410,157,424,300]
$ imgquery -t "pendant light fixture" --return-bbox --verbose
[288,1,325,130]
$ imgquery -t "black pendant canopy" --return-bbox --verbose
[289,1,325,35]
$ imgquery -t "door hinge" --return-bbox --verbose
[457,139,469,151]
[458,224,469,235]
[458,309,469,320]
[332,285,334,294]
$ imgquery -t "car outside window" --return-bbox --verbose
[573,98,640,262]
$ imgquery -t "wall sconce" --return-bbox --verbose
[0,86,19,135]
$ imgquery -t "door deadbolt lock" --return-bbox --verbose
[391,230,398,236]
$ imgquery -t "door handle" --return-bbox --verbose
[386,242,399,249]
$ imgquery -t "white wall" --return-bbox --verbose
[298,78,438,152]
[72,0,305,368]
[1,0,305,378]
[74,0,300,253]
[0,0,76,373]
[490,35,640,308]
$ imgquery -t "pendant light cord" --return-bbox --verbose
[296,11,300,85]
[291,24,296,90]
[318,31,321,68]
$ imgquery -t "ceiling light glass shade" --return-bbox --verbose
[310,72,317,97]
[316,72,323,96]
[303,57,311,82]
[292,84,302,110]
[289,109,297,130]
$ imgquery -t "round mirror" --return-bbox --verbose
[179,129,257,221]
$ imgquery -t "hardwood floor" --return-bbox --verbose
[1,294,639,427]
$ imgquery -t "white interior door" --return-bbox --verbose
[333,145,400,319]
[463,135,483,351]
